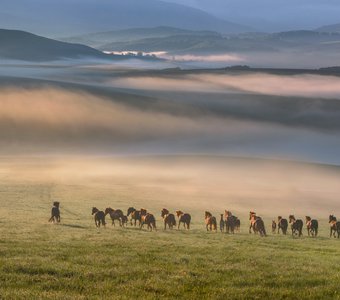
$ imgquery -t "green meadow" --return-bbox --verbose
[0,156,340,299]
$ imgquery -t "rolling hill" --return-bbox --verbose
[317,23,340,33]
[95,30,340,54]
[0,29,112,61]
[61,26,222,48]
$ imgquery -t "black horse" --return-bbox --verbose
[306,216,318,237]
[92,207,106,227]
[289,215,303,237]
[49,201,60,223]
[277,216,288,235]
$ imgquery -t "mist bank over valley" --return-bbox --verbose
[0,65,340,165]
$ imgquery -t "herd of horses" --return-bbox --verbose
[49,202,340,238]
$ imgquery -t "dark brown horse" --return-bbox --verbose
[127,207,141,226]
[205,211,217,232]
[161,208,176,230]
[140,209,156,231]
[224,210,238,234]
[92,207,106,227]
[176,210,191,230]
[105,207,124,227]
[49,201,60,223]
[277,216,288,235]
[249,212,266,236]
[329,215,340,238]
[235,217,241,233]
[305,216,318,237]
[220,214,225,232]
[121,215,128,227]
[272,220,277,234]
[289,215,303,237]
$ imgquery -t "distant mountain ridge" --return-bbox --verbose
[0,0,252,36]
[61,26,222,48]
[316,23,340,33]
[92,29,340,54]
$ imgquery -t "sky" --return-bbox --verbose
[164,0,340,31]
[1,0,340,36]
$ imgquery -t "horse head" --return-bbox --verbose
[127,207,135,216]
[176,210,183,218]
[161,208,169,218]
[92,207,99,215]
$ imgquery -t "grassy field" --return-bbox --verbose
[1,156,340,299]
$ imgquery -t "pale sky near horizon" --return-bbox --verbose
[164,0,340,31]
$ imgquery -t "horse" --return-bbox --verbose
[140,209,156,231]
[176,211,191,230]
[121,215,128,227]
[329,215,340,238]
[205,211,217,232]
[105,207,124,227]
[272,220,277,234]
[48,201,60,223]
[219,214,225,232]
[127,207,141,226]
[235,217,241,232]
[249,211,257,234]
[224,210,238,234]
[161,208,176,230]
[305,216,318,237]
[289,215,303,237]
[249,212,266,236]
[277,216,288,235]
[92,207,106,227]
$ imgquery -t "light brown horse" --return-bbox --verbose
[305,216,318,237]
[127,207,141,226]
[205,211,217,232]
[176,211,191,230]
[92,207,106,228]
[249,211,257,234]
[105,207,124,227]
[161,208,176,230]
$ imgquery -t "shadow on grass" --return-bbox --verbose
[59,223,88,229]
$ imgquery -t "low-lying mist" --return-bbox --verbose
[2,156,340,218]
[1,68,340,164]
[111,73,340,99]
